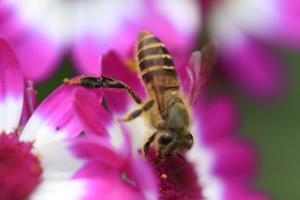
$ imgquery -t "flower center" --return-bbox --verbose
[147,149,203,200]
[0,133,42,200]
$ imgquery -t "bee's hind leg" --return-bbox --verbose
[64,75,142,104]
[122,99,154,121]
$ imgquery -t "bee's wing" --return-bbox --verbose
[182,42,216,106]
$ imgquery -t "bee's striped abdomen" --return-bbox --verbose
[136,31,179,91]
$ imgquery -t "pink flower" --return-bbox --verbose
[0,37,157,199]
[72,51,269,199]
[0,0,200,82]
[201,0,300,100]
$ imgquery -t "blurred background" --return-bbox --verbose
[239,51,300,200]
[1,0,299,199]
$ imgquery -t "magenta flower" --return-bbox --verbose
[0,0,200,81]
[201,0,300,99]
[0,37,157,199]
[72,51,269,199]
[72,91,158,199]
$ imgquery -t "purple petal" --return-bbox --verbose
[13,32,62,82]
[272,0,300,49]
[224,181,271,200]
[220,39,286,100]
[121,124,158,200]
[73,161,120,180]
[20,83,82,142]
[190,95,266,199]
[101,51,145,114]
[71,137,125,172]
[211,138,257,181]
[72,124,157,199]
[125,157,158,200]
[193,95,238,143]
[0,36,24,133]
[0,36,23,100]
[71,36,103,76]
[195,97,257,180]
[71,29,137,76]
[31,178,144,200]
[0,5,61,82]
[82,178,144,200]
[0,4,26,42]
[19,80,38,127]
[73,88,110,136]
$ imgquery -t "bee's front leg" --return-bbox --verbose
[143,131,158,156]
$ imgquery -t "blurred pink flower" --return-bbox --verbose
[0,0,200,82]
[0,37,157,199]
[201,0,300,100]
[72,51,269,199]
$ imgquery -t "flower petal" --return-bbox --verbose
[0,4,25,42]
[70,123,133,171]
[220,38,285,100]
[153,0,200,38]
[126,157,158,200]
[193,95,238,143]
[187,134,224,200]
[211,138,257,181]
[189,95,263,200]
[0,36,24,133]
[224,181,270,200]
[33,133,84,180]
[31,178,145,200]
[73,87,140,152]
[19,85,87,181]
[29,180,85,200]
[13,32,62,82]
[71,127,157,200]
[20,83,82,142]
[71,137,125,171]
[120,124,158,200]
[19,80,38,127]
[82,178,145,200]
[73,88,110,137]
[71,36,103,76]
[276,0,300,48]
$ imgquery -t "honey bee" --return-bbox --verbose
[65,31,215,160]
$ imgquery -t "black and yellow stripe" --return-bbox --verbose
[136,31,179,90]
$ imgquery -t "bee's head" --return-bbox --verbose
[157,130,193,158]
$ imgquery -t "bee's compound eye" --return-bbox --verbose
[185,133,193,140]
[185,133,194,148]
[158,133,174,145]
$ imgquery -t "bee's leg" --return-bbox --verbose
[143,131,157,156]
[122,99,154,121]
[64,76,142,104]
